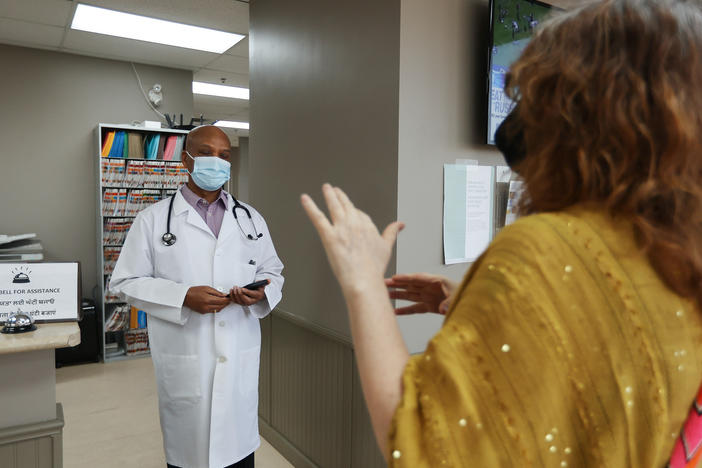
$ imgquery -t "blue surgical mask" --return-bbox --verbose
[186,151,231,191]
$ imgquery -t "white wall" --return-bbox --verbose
[249,0,401,337]
[0,44,193,295]
[237,137,250,202]
[396,0,506,352]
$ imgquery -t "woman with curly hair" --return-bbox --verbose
[301,0,702,466]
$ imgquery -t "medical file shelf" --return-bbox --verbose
[95,124,190,362]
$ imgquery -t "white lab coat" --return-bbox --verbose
[109,189,284,468]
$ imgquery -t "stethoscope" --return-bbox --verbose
[161,193,263,246]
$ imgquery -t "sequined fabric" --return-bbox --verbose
[389,208,702,467]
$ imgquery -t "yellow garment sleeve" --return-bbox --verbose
[388,212,693,467]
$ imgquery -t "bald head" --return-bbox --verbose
[185,125,232,154]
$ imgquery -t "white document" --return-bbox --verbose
[465,165,495,262]
[0,263,79,323]
[496,166,512,183]
[443,165,495,264]
[444,165,468,264]
[505,180,525,226]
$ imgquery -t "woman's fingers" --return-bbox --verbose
[382,221,405,245]
[390,273,439,284]
[334,186,355,213]
[386,281,433,294]
[394,303,430,315]
[388,290,423,302]
[301,194,332,234]
[322,183,345,224]
[438,298,451,315]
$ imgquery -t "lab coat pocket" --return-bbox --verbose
[158,353,202,405]
[243,264,257,284]
[239,346,260,398]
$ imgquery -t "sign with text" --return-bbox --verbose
[0,263,79,323]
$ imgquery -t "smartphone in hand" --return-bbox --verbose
[243,279,269,290]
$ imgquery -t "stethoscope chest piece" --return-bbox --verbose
[162,232,177,246]
[161,192,263,246]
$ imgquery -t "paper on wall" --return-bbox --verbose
[443,165,495,264]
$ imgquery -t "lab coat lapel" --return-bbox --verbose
[217,193,238,245]
[173,190,214,238]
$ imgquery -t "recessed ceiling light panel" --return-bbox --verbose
[193,82,250,100]
[71,4,245,54]
[214,120,250,130]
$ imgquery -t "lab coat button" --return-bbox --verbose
[218,356,227,363]
[219,321,225,327]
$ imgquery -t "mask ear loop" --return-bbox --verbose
[184,151,195,176]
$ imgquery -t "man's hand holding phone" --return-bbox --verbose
[184,286,231,314]
[230,279,270,306]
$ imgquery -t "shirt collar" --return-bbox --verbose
[180,184,229,209]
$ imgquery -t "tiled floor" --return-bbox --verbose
[56,357,293,468]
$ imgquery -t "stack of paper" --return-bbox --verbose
[0,233,44,262]
[504,180,525,226]
[125,329,149,354]
[105,304,130,331]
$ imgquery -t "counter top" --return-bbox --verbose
[0,322,80,355]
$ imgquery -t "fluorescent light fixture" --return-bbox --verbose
[215,120,250,130]
[193,82,250,100]
[71,4,245,54]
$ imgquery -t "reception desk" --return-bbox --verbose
[0,323,80,468]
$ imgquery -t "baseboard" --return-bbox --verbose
[260,418,318,468]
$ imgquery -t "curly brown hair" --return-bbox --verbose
[506,0,702,306]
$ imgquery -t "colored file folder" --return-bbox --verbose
[101,131,115,157]
[127,132,144,159]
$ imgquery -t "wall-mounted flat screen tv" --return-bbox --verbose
[487,0,561,145]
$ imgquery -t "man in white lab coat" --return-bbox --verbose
[110,126,284,468]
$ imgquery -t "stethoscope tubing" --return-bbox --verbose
[161,192,262,246]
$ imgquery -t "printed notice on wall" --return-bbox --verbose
[443,165,495,264]
[0,263,79,323]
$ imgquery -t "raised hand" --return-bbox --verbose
[385,273,458,315]
[301,184,404,297]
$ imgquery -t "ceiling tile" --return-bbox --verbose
[0,18,65,48]
[225,37,248,57]
[202,53,248,74]
[194,69,249,87]
[63,29,218,69]
[193,94,249,123]
[0,0,73,27]
[83,0,248,34]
